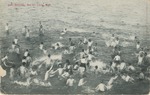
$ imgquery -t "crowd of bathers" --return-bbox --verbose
[1,21,150,93]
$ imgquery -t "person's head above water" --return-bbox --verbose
[48,54,51,57]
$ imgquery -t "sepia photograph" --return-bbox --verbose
[0,0,150,94]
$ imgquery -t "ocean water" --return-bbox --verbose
[0,0,149,34]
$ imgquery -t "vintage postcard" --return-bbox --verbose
[0,0,150,94]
